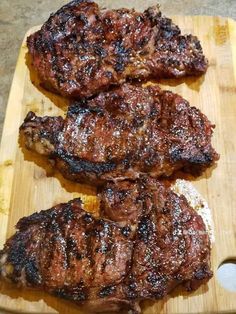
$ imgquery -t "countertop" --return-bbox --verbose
[0,0,236,137]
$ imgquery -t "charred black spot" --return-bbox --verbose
[54,284,88,301]
[194,266,210,280]
[114,57,125,72]
[68,102,104,118]
[83,62,96,77]
[104,17,112,26]
[171,146,214,165]
[121,226,131,237]
[122,158,131,169]
[57,75,66,85]
[126,275,138,299]
[57,150,116,175]
[7,233,27,274]
[83,213,93,224]
[136,15,144,23]
[76,13,88,25]
[167,57,181,67]
[66,237,77,251]
[103,187,114,202]
[39,129,52,139]
[95,244,108,254]
[54,10,72,24]
[21,111,36,124]
[66,237,84,260]
[194,40,202,51]
[137,216,153,243]
[63,204,75,222]
[93,44,107,58]
[114,40,131,72]
[189,151,214,164]
[177,239,186,255]
[178,36,187,51]
[162,206,170,214]
[174,273,183,281]
[147,273,167,287]
[48,219,60,233]
[159,17,180,39]
[105,71,113,78]
[25,258,42,285]
[170,147,183,162]
[137,36,149,48]
[117,189,130,203]
[133,117,144,128]
[76,252,84,260]
[68,102,88,114]
[99,285,116,298]
[147,273,158,285]
[143,148,158,167]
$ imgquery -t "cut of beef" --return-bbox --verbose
[0,199,135,312]
[101,177,213,298]
[27,0,208,98]
[20,84,219,186]
[0,179,212,313]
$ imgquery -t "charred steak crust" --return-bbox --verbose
[20,111,64,156]
[101,177,213,298]
[0,198,134,312]
[27,0,208,98]
[20,84,219,185]
[0,179,212,313]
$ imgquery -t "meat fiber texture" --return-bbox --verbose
[0,178,212,313]
[20,84,219,186]
[27,0,208,98]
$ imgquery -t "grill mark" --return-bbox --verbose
[99,221,113,273]
[56,149,116,175]
[25,258,42,285]
[98,285,116,297]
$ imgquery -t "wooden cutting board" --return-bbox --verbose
[0,15,236,314]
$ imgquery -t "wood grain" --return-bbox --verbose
[0,16,236,314]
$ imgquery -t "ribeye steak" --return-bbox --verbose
[27,0,208,98]
[0,178,212,313]
[20,84,219,185]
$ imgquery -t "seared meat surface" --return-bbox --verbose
[20,84,219,186]
[27,0,208,98]
[0,199,135,312]
[0,179,212,312]
[101,177,213,299]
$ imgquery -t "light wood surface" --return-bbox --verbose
[0,15,236,314]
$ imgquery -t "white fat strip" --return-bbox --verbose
[171,179,214,243]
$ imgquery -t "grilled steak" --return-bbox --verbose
[0,179,212,313]
[27,0,208,98]
[101,177,213,298]
[20,84,219,186]
[0,199,135,312]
